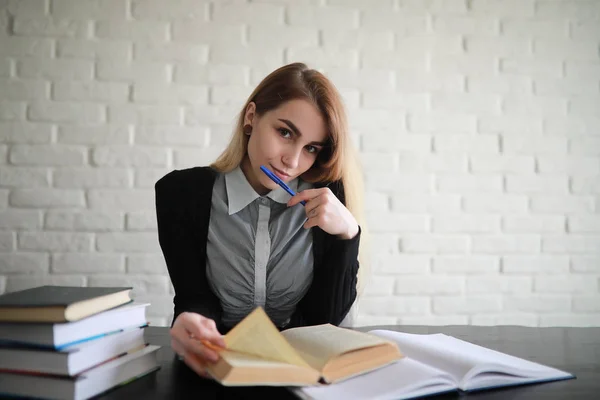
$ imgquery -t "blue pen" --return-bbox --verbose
[260,165,306,206]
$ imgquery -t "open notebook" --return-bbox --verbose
[295,330,574,400]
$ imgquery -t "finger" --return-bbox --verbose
[303,205,324,230]
[185,316,226,348]
[172,318,223,362]
[304,196,324,218]
[287,188,323,207]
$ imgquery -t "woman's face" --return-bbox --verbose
[241,99,328,195]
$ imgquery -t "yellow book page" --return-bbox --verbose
[281,324,392,371]
[224,307,311,368]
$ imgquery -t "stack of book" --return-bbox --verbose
[0,285,161,399]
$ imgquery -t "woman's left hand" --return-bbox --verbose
[287,188,359,240]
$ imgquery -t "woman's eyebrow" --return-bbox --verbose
[278,118,326,146]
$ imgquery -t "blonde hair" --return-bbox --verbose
[211,62,370,296]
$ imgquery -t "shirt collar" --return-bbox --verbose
[225,166,299,215]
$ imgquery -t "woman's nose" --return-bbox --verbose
[282,147,302,169]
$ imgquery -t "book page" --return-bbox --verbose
[281,324,392,371]
[224,307,310,368]
[295,356,457,400]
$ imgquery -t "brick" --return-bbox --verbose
[430,54,498,76]
[287,6,358,28]
[468,75,532,94]
[97,60,169,83]
[51,0,127,19]
[0,253,49,274]
[209,85,251,107]
[10,145,86,166]
[135,294,173,318]
[361,297,430,316]
[367,213,429,233]
[573,297,600,312]
[96,20,168,41]
[127,254,166,274]
[544,115,600,137]
[0,167,49,187]
[362,92,429,112]
[467,37,531,58]
[362,276,395,296]
[97,232,160,252]
[360,152,397,171]
[172,22,243,46]
[0,37,53,57]
[365,192,389,212]
[570,97,600,117]
[0,101,26,121]
[45,211,123,231]
[502,255,569,274]
[92,146,167,168]
[88,189,154,211]
[401,235,469,254]
[89,275,170,297]
[131,0,209,20]
[57,39,130,60]
[433,215,500,234]
[108,105,182,126]
[372,254,430,275]
[502,19,568,39]
[471,0,534,16]
[534,276,597,293]
[361,134,430,152]
[321,29,392,51]
[360,49,426,70]
[173,63,247,86]
[504,295,570,313]
[571,256,600,273]
[543,235,600,253]
[470,314,538,326]
[211,44,282,69]
[564,61,600,81]
[570,137,600,155]
[126,210,157,231]
[530,195,594,214]
[470,155,534,173]
[534,39,599,61]
[0,232,15,251]
[5,276,86,293]
[184,105,238,126]
[0,210,41,229]
[0,80,48,101]
[366,173,433,192]
[538,156,600,175]
[134,42,208,63]
[4,0,47,17]
[18,58,93,81]
[53,81,129,103]
[502,95,567,116]
[134,168,170,188]
[478,115,543,135]
[361,10,426,33]
[433,256,500,274]
[537,1,600,20]
[506,175,569,194]
[433,15,498,35]
[466,276,532,293]
[172,147,225,169]
[287,47,358,69]
[133,83,208,107]
[504,216,566,233]
[535,77,598,96]
[472,235,541,254]
[433,296,502,314]
[571,176,600,194]
[52,253,125,274]
[0,58,12,77]
[399,315,469,325]
[58,125,131,145]
[392,194,461,213]
[0,122,52,143]
[432,93,500,115]
[213,3,284,25]
[437,174,502,193]
[540,314,600,327]
[0,190,7,210]
[10,189,84,208]
[134,126,208,146]
[500,58,563,78]
[397,72,464,93]
[434,135,499,153]
[208,124,239,147]
[322,68,394,92]
[13,16,90,37]
[28,101,104,123]
[409,113,475,134]
[18,232,93,251]
[398,0,467,13]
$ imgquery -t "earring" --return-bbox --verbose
[243,124,252,135]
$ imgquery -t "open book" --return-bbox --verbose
[205,307,403,386]
[296,330,575,400]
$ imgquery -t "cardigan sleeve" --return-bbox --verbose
[155,169,222,328]
[290,180,360,327]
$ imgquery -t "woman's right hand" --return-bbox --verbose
[170,312,226,378]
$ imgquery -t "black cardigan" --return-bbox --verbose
[155,166,360,333]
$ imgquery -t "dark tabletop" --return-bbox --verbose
[98,325,600,400]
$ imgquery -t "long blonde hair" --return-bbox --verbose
[211,62,370,296]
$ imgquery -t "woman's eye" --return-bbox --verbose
[306,145,318,154]
[278,128,292,138]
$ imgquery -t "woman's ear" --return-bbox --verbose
[243,102,256,126]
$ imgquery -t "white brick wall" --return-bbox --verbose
[0,0,599,328]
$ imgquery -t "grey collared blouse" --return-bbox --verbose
[205,166,314,329]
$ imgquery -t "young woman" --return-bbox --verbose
[155,62,369,377]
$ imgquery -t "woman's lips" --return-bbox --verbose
[270,166,290,181]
